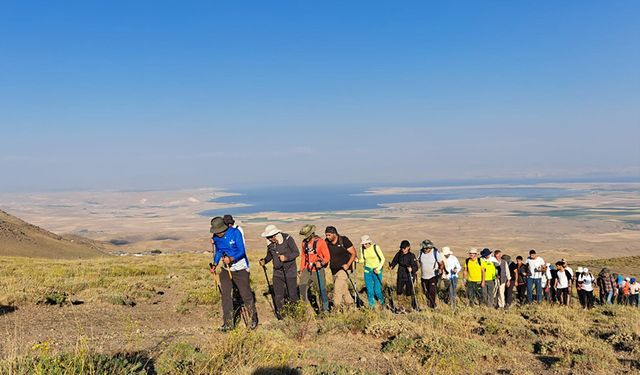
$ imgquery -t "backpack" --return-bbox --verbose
[303,238,321,269]
[465,257,482,268]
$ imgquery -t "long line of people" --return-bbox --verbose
[208,217,640,331]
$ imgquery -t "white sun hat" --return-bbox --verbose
[261,224,281,238]
[442,246,452,256]
[577,267,584,273]
[360,235,373,245]
[468,247,478,254]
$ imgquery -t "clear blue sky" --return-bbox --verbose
[1,1,638,191]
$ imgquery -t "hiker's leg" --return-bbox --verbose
[535,279,543,302]
[272,274,285,311]
[333,271,352,308]
[449,277,457,308]
[606,291,613,304]
[427,276,438,308]
[286,276,299,303]
[234,270,257,322]
[218,268,235,326]
[299,271,311,303]
[526,277,533,302]
[364,270,376,307]
[487,280,495,307]
[375,271,385,305]
[498,282,506,308]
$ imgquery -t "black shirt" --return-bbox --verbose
[326,235,354,275]
[264,233,299,278]
[390,251,418,280]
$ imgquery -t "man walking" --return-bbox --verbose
[210,216,258,331]
[298,224,331,312]
[464,248,484,306]
[442,246,461,308]
[417,239,444,309]
[525,249,546,303]
[259,224,300,314]
[325,226,357,309]
[493,250,511,309]
[480,248,497,307]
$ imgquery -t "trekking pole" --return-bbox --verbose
[314,264,328,312]
[410,275,421,311]
[343,269,362,308]
[262,264,281,319]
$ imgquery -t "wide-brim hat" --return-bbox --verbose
[210,217,227,234]
[299,224,316,238]
[480,248,492,257]
[577,267,584,273]
[442,246,452,256]
[360,235,373,245]
[261,224,281,238]
[468,248,478,254]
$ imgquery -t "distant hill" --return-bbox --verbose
[0,209,107,259]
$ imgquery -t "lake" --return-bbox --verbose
[199,183,588,216]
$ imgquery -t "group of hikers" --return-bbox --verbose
[208,215,640,332]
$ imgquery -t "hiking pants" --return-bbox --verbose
[495,281,506,308]
[444,276,458,308]
[466,281,482,306]
[219,268,257,326]
[364,268,384,307]
[606,291,613,304]
[527,277,543,302]
[516,284,527,304]
[505,282,514,308]
[273,273,299,311]
[397,277,413,297]
[631,294,639,307]
[556,287,569,305]
[300,268,329,312]
[482,280,495,307]
[578,289,586,307]
[333,270,354,308]
[585,290,594,308]
[421,276,438,309]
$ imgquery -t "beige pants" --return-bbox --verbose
[333,270,354,308]
[495,281,506,308]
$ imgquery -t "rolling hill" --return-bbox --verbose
[0,209,107,259]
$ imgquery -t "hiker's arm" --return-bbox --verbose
[378,247,386,273]
[344,245,357,270]
[285,236,300,261]
[389,253,399,269]
[262,248,273,265]
[481,267,486,286]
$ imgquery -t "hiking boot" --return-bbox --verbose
[218,323,233,333]
[249,318,259,330]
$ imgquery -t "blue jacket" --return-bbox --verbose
[213,227,248,267]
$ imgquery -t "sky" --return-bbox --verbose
[1,1,639,192]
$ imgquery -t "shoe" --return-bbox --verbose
[250,319,259,330]
[218,324,233,332]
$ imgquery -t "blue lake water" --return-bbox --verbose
[200,184,588,216]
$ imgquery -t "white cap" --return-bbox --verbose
[261,224,281,238]
[583,268,589,273]
[442,246,452,256]
[360,235,373,245]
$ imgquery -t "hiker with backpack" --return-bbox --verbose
[554,261,572,305]
[578,268,595,309]
[514,256,529,304]
[210,216,259,332]
[259,224,300,316]
[389,240,419,312]
[493,250,512,309]
[629,278,639,308]
[480,248,497,307]
[597,268,614,305]
[359,235,385,308]
[463,248,484,306]
[441,246,461,308]
[417,239,444,309]
[525,249,546,303]
[298,224,331,313]
[324,226,357,309]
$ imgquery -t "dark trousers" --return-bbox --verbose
[516,284,527,304]
[397,277,413,297]
[631,294,639,307]
[505,283,514,307]
[466,281,482,306]
[584,290,594,308]
[219,268,257,326]
[421,276,439,309]
[556,287,569,305]
[273,274,299,311]
[578,289,586,307]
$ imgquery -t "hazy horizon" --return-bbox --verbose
[1,1,638,192]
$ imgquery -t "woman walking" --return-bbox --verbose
[360,235,385,308]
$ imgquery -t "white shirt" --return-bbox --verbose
[556,270,569,289]
[443,255,462,279]
[526,257,546,279]
[418,250,443,280]
[579,274,594,292]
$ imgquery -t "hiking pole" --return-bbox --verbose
[410,275,421,311]
[262,264,281,319]
[314,264,328,312]
[343,269,362,308]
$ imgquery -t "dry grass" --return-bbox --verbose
[0,254,639,374]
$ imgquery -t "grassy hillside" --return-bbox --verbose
[0,253,638,374]
[0,209,106,259]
